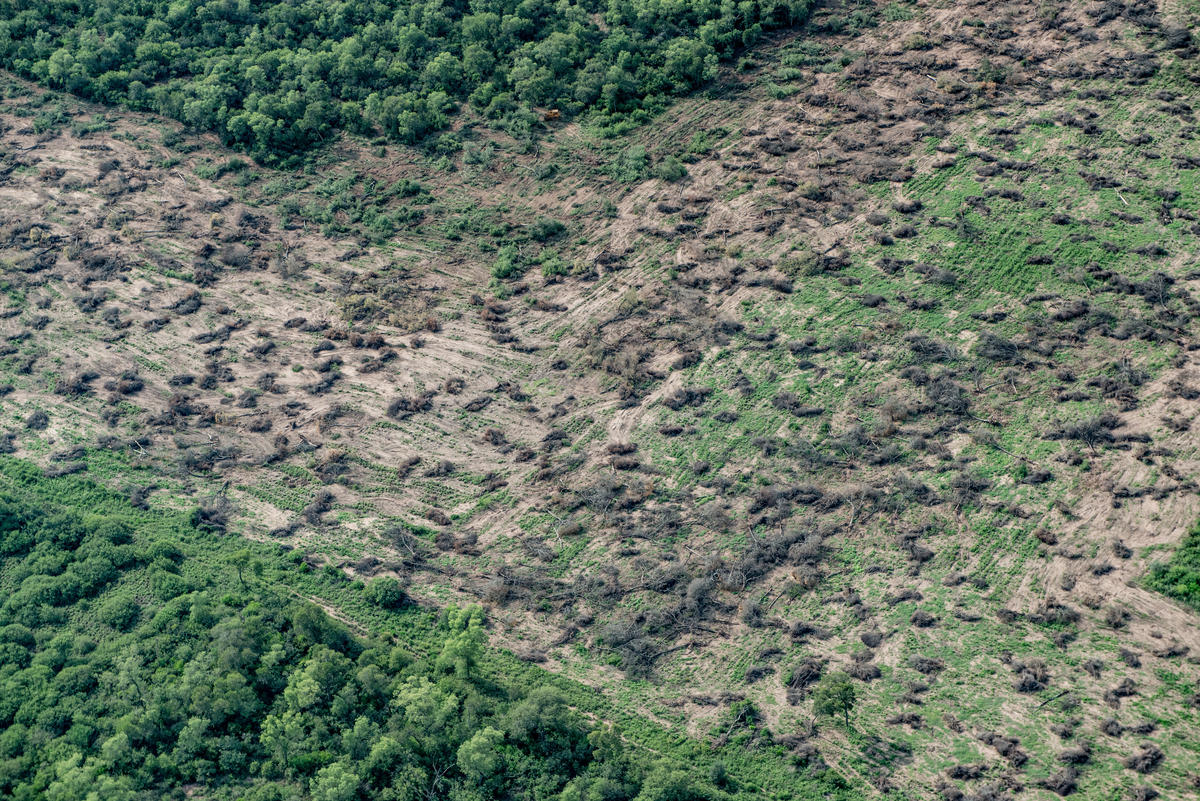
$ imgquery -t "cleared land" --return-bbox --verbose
[2,0,1200,798]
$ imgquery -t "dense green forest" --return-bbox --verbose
[0,0,813,160]
[0,460,836,801]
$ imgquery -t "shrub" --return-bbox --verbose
[654,156,688,182]
[363,577,408,609]
[492,245,524,280]
[528,218,566,243]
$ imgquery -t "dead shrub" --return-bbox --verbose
[1012,659,1050,693]
[910,609,937,628]
[1040,767,1078,797]
[663,386,712,410]
[845,661,881,681]
[1124,744,1163,774]
[388,392,435,419]
[785,657,823,691]
[1105,606,1130,629]
[909,655,944,674]
[885,712,923,728]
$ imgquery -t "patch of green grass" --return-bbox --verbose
[1146,519,1200,608]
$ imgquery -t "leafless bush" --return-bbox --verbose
[55,371,100,397]
[1049,412,1121,449]
[426,459,455,477]
[1124,744,1163,774]
[1029,598,1080,626]
[976,332,1020,363]
[909,655,945,674]
[1012,659,1050,693]
[845,661,881,681]
[785,657,823,691]
[910,609,938,628]
[1039,767,1078,797]
[1118,647,1142,668]
[1105,606,1130,629]
[886,712,923,728]
[388,391,435,419]
[663,385,712,410]
[193,498,231,533]
[945,764,984,780]
[302,489,335,525]
[1035,528,1058,545]
[744,664,774,683]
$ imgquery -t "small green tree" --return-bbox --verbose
[363,577,407,609]
[227,549,262,590]
[813,672,857,727]
[436,605,486,679]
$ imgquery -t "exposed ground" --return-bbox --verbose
[3,0,1200,797]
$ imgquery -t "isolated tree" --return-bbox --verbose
[814,672,858,727]
[227,548,262,590]
[363,577,407,609]
[435,605,486,679]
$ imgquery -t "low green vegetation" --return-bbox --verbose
[1148,520,1200,609]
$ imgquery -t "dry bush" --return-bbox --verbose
[388,391,435,419]
[886,712,923,728]
[1119,647,1142,668]
[1124,744,1164,774]
[945,764,984,780]
[662,385,712,410]
[1039,767,1078,797]
[1059,743,1091,765]
[1012,659,1050,693]
[192,498,232,533]
[909,655,945,674]
[785,657,823,691]
[1105,606,1130,629]
[910,609,938,628]
[845,661,881,681]
[426,459,455,477]
[302,489,335,525]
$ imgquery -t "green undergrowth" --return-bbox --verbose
[1147,519,1200,609]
